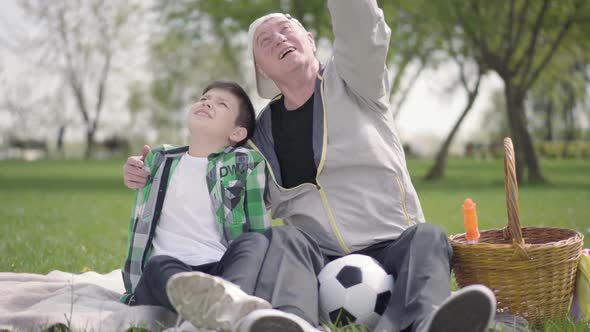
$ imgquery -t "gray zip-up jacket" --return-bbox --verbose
[250,0,425,256]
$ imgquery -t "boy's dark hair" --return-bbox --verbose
[202,80,256,146]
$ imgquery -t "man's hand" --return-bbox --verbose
[123,145,151,189]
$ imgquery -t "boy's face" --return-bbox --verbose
[186,88,247,145]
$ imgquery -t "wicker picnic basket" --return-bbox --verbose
[449,137,584,325]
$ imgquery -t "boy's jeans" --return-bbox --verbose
[133,231,269,312]
[133,226,325,326]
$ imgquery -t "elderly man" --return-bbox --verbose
[124,1,496,331]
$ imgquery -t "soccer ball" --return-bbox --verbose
[318,254,394,329]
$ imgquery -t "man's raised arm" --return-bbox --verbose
[328,0,391,101]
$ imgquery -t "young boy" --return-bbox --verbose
[121,80,274,331]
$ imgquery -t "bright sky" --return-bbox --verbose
[0,0,506,156]
[395,64,504,153]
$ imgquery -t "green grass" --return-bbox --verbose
[411,158,590,247]
[1,157,589,331]
[0,159,131,273]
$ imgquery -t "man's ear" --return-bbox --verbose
[229,127,248,144]
[256,63,270,80]
[307,31,316,53]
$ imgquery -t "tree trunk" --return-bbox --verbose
[85,129,95,159]
[544,98,553,141]
[561,83,576,158]
[425,77,481,181]
[57,125,66,154]
[518,111,545,183]
[504,83,545,183]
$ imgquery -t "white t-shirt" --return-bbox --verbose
[151,153,226,266]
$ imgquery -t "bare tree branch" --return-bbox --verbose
[15,0,136,157]
[523,18,575,90]
[502,0,516,58]
[93,50,111,132]
[390,49,419,98]
[391,62,425,119]
[424,64,482,180]
[513,0,550,83]
[92,4,113,133]
[56,4,90,126]
[503,0,531,65]
[469,0,490,57]
[455,1,503,74]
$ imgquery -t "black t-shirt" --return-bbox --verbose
[271,94,317,188]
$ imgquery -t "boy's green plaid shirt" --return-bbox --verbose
[121,145,270,303]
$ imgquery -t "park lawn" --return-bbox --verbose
[0,157,588,331]
[0,159,131,273]
[412,158,590,244]
[0,157,588,272]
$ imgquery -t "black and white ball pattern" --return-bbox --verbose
[318,254,394,329]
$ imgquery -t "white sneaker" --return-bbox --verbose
[415,284,496,332]
[166,272,271,332]
[236,308,322,332]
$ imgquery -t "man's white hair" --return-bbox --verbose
[247,13,304,99]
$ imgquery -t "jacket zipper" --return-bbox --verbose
[249,73,351,254]
[316,75,350,254]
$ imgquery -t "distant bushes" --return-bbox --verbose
[102,136,130,156]
[464,140,590,159]
[8,138,48,151]
[536,141,590,159]
[2,135,131,160]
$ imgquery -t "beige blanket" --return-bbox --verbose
[0,269,201,331]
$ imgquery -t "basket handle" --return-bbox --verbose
[503,137,526,249]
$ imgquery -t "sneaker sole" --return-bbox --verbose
[429,285,495,332]
[166,272,271,332]
[246,315,306,332]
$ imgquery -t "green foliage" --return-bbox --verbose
[536,140,590,159]
[395,0,590,97]
[147,0,436,126]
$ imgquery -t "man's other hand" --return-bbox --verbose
[123,145,151,189]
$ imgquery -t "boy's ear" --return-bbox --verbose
[229,126,248,144]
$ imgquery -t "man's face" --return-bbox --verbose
[253,16,316,80]
[186,88,245,145]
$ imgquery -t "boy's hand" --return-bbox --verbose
[123,145,151,189]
